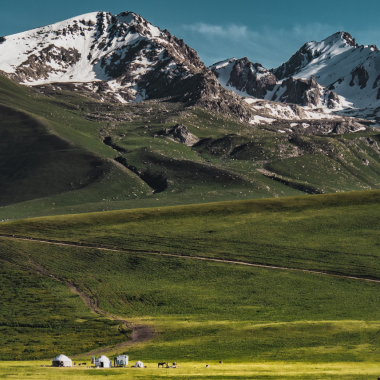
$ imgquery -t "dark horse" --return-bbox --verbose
[158,362,168,368]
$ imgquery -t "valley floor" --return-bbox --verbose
[1,361,379,379]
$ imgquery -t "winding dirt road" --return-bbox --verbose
[2,233,380,284]
[1,233,380,356]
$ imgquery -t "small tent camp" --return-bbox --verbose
[52,354,72,367]
[95,355,111,368]
[114,355,128,366]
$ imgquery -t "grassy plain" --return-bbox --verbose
[2,72,380,378]
[0,360,379,380]
[1,191,380,380]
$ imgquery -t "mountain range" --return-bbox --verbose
[1,11,380,219]
[211,31,380,122]
[1,12,379,126]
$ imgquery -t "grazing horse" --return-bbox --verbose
[158,362,168,368]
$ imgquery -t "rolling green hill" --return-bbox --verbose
[2,72,380,379]
[1,191,380,371]
[1,73,380,221]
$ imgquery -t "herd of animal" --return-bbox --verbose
[158,362,176,368]
[158,361,222,368]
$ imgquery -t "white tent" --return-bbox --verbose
[95,355,111,368]
[52,354,72,367]
[115,355,128,366]
[134,361,144,368]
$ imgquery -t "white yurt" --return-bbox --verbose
[52,354,72,367]
[114,355,128,366]
[134,361,144,368]
[95,355,111,368]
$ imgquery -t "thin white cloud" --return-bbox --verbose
[181,22,344,68]
[184,23,250,40]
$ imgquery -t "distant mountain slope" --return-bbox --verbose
[210,57,349,111]
[211,32,380,121]
[272,31,380,119]
[0,11,253,121]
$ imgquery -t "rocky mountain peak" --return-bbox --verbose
[0,11,206,100]
[340,31,356,47]
[210,57,277,98]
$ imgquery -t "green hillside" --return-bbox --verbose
[1,191,380,372]
[2,72,380,379]
[1,74,380,221]
[3,190,380,280]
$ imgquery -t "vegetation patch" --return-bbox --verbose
[0,261,130,360]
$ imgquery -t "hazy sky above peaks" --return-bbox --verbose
[2,0,380,68]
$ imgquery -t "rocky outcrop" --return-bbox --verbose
[12,45,81,82]
[270,76,340,109]
[327,91,341,109]
[358,137,380,152]
[350,66,369,89]
[272,76,320,107]
[211,57,277,98]
[297,118,366,135]
[160,124,199,146]
[341,32,356,47]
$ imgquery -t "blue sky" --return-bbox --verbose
[2,0,380,68]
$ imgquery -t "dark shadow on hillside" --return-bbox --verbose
[0,104,110,206]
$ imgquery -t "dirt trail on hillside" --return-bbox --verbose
[73,324,154,357]
[2,233,380,285]
[0,244,154,356]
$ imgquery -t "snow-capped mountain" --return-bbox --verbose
[272,31,380,119]
[210,58,277,98]
[0,11,253,120]
[210,57,347,111]
[211,32,380,120]
[0,11,203,101]
[0,14,371,131]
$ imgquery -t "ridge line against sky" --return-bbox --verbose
[1,0,380,68]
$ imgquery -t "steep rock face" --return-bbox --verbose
[271,76,341,109]
[0,11,253,120]
[210,57,277,98]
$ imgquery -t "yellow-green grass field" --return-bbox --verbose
[0,360,380,379]
[2,191,380,379]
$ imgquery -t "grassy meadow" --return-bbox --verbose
[1,191,380,379]
[0,260,130,361]
[0,360,379,379]
[2,189,380,279]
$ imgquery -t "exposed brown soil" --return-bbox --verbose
[76,324,154,357]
